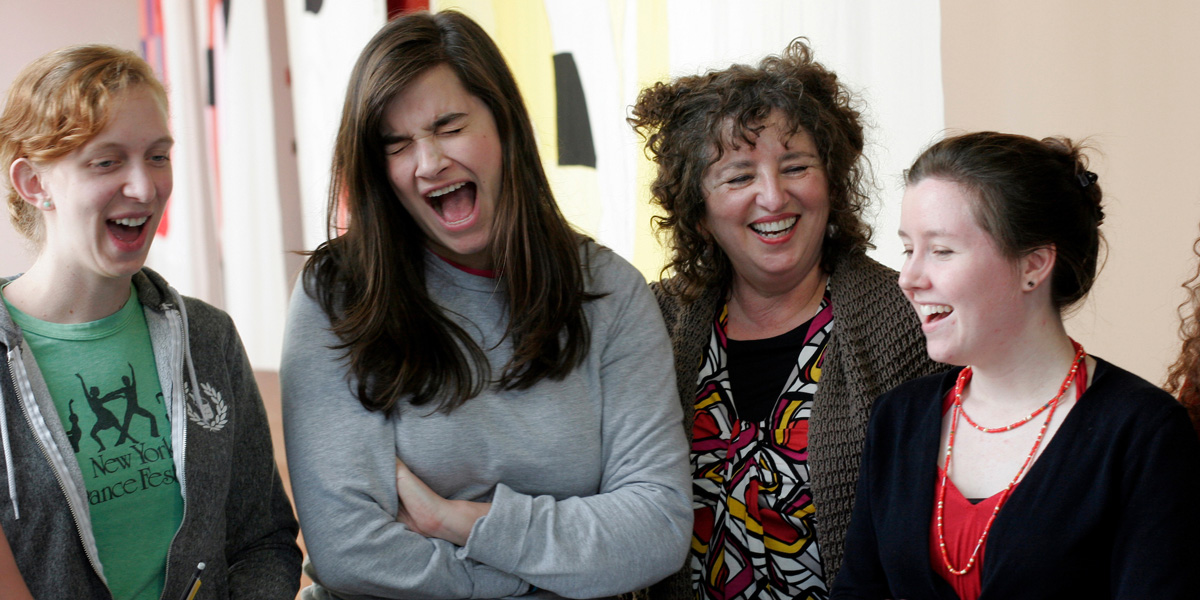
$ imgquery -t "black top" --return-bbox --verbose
[831,357,1200,599]
[726,322,809,423]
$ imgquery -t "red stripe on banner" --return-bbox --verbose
[388,0,428,19]
[207,0,225,242]
[140,0,171,238]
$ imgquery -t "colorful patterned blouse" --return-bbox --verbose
[691,289,834,600]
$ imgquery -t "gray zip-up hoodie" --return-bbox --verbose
[0,268,300,599]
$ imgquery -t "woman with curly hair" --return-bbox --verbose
[1166,237,1200,436]
[629,40,943,599]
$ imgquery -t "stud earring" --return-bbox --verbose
[41,200,53,209]
[1027,281,1035,288]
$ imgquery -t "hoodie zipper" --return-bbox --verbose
[157,303,189,600]
[7,348,112,595]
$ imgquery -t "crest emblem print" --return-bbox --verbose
[184,381,229,432]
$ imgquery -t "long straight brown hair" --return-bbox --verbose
[304,10,596,415]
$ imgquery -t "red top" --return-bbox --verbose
[929,360,1089,599]
[433,253,498,278]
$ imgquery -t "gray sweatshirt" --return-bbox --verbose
[281,244,691,599]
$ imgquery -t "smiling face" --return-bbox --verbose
[898,178,1028,366]
[381,64,502,270]
[701,113,830,293]
[30,85,173,285]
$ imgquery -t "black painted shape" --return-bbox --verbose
[306,0,323,14]
[206,49,215,107]
[553,52,596,168]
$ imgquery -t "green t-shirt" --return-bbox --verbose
[3,285,183,600]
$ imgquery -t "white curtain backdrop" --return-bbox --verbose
[213,0,292,370]
[148,0,224,305]
[543,0,640,258]
[153,0,298,370]
[434,0,943,272]
[146,0,943,370]
[284,1,387,252]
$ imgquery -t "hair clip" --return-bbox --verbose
[1076,170,1098,188]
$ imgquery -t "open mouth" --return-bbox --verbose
[107,216,149,244]
[919,303,953,324]
[426,181,477,226]
[749,216,797,239]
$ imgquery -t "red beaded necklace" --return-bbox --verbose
[935,339,1086,576]
[958,341,1086,433]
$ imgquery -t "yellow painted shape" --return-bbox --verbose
[633,0,671,281]
[487,0,557,175]
[431,1,496,29]
[552,167,602,240]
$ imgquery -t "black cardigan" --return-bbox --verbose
[832,358,1200,599]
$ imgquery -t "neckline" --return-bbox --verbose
[432,252,499,278]
[935,358,1102,505]
[425,249,506,293]
[721,280,832,344]
[5,282,141,339]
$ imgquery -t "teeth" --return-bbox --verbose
[919,304,953,316]
[111,216,149,227]
[427,182,466,198]
[750,216,798,235]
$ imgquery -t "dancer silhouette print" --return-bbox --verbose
[77,372,133,452]
[103,363,158,445]
[65,398,82,454]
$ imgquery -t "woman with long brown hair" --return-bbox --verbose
[281,10,691,599]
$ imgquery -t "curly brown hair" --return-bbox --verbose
[1166,233,1200,436]
[628,38,872,301]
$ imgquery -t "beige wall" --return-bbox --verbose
[940,0,1200,385]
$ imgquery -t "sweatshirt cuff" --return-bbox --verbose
[468,561,530,597]
[458,483,531,573]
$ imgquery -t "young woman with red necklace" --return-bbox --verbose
[831,132,1200,599]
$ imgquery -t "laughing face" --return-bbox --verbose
[33,85,173,285]
[898,178,1027,366]
[382,64,502,270]
[701,113,830,292]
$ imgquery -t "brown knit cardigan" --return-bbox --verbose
[644,250,945,599]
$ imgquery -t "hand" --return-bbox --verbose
[395,458,491,546]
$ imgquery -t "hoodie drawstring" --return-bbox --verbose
[170,289,203,420]
[2,348,20,520]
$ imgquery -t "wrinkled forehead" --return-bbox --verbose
[710,109,806,156]
[705,110,811,171]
